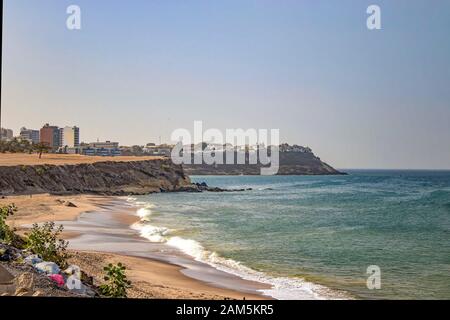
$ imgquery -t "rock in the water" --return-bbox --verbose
[195,182,208,187]
[34,262,60,275]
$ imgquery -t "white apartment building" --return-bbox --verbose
[0,128,14,141]
[59,126,80,148]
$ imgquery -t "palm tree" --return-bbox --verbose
[34,142,51,159]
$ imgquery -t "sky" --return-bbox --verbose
[2,0,450,169]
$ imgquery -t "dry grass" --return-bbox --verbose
[0,153,163,166]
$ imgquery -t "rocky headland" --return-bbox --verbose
[0,159,191,196]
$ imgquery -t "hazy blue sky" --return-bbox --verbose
[2,0,450,169]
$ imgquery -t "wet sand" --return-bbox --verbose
[69,251,268,299]
[1,194,112,228]
[2,194,271,299]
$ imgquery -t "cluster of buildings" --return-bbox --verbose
[82,141,121,156]
[1,124,122,156]
[142,143,172,156]
[1,124,172,157]
[20,124,81,153]
[279,144,312,153]
[1,125,313,157]
[36,124,124,156]
[0,128,14,141]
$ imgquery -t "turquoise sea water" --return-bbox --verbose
[131,171,450,299]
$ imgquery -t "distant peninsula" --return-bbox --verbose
[183,144,345,175]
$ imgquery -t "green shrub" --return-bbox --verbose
[99,263,132,298]
[161,164,171,171]
[3,227,26,249]
[26,222,70,267]
[35,166,49,176]
[0,204,27,248]
[0,204,17,242]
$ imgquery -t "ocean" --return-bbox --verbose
[129,170,450,299]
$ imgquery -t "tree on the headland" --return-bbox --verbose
[34,142,51,159]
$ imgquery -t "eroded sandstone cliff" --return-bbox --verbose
[0,159,191,196]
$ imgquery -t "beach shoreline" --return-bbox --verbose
[1,193,271,300]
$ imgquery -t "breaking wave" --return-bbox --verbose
[130,203,349,300]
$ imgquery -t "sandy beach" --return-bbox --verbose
[1,194,111,228]
[69,251,267,299]
[1,193,270,300]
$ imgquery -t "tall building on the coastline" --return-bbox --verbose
[40,124,60,149]
[19,127,40,144]
[59,126,80,148]
[0,128,14,141]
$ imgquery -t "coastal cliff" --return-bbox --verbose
[0,159,191,196]
[183,151,344,175]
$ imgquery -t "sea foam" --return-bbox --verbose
[131,203,348,300]
[165,236,348,300]
[131,222,169,243]
[136,206,154,221]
